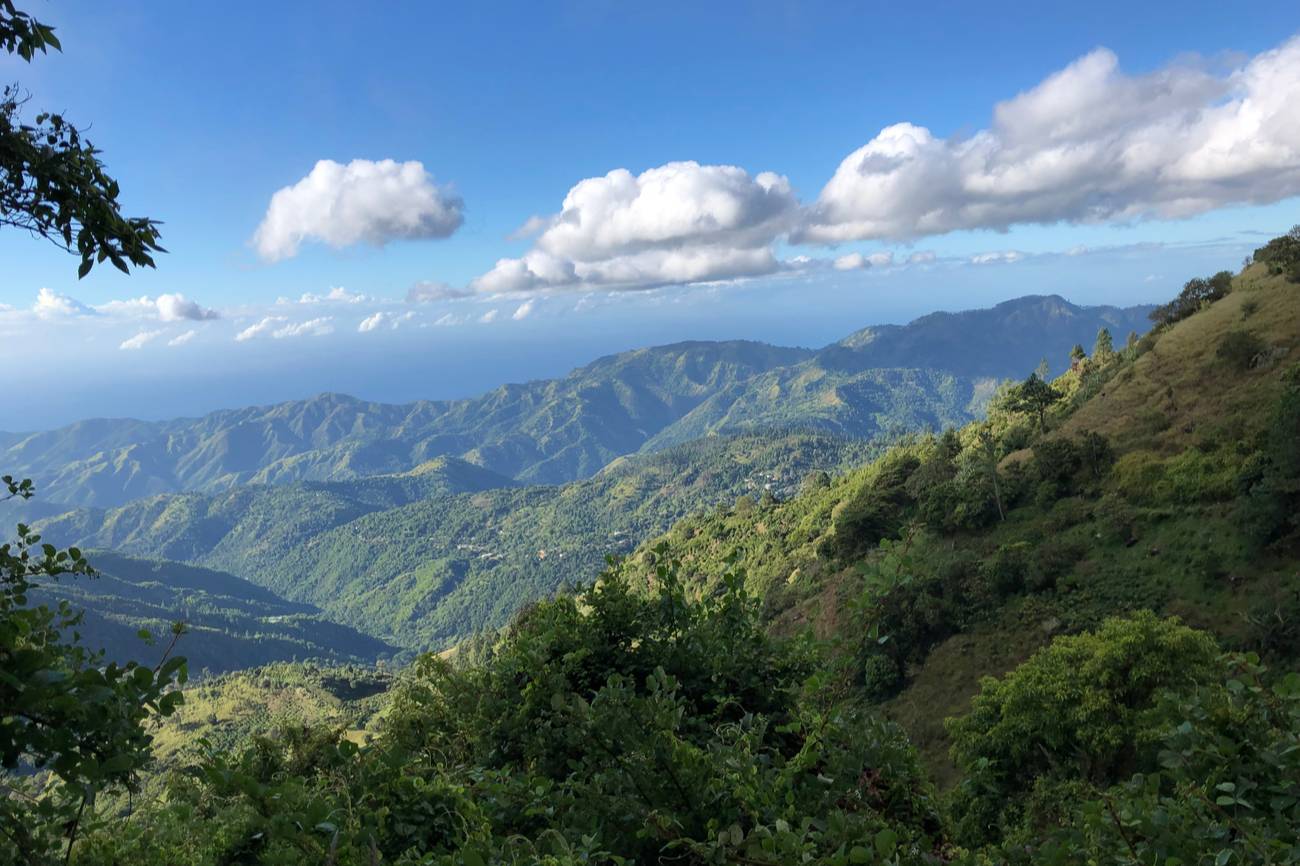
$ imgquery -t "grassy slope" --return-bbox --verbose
[633,267,1299,785]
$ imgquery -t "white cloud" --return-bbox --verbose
[433,312,464,326]
[970,250,1025,265]
[478,308,499,323]
[406,281,472,303]
[512,299,535,320]
[33,287,94,318]
[833,251,894,270]
[97,293,218,321]
[234,316,286,342]
[273,317,334,339]
[472,161,797,293]
[906,251,937,264]
[157,293,219,321]
[168,329,198,346]
[358,311,415,333]
[796,36,1300,243]
[119,329,163,351]
[295,286,369,305]
[252,158,464,262]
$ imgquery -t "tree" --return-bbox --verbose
[1149,270,1235,328]
[1034,357,1050,381]
[1,2,163,276]
[1,7,175,861]
[946,613,1221,846]
[0,478,187,864]
[1003,373,1063,430]
[1069,343,1087,367]
[1126,330,1139,351]
[1093,327,1114,362]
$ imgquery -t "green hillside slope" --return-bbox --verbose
[630,263,1299,783]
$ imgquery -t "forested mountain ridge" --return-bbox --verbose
[2,296,1148,509]
[32,552,395,674]
[36,432,878,647]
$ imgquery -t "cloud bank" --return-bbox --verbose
[252,159,464,261]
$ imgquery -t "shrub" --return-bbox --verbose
[946,612,1221,846]
[1216,329,1265,371]
[979,542,1031,597]
[1112,451,1167,504]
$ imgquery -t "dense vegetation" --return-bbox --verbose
[3,237,1297,864]
[38,434,879,648]
[2,18,1297,857]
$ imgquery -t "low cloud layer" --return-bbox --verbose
[100,293,219,321]
[796,36,1300,243]
[33,288,95,318]
[252,159,464,262]
[407,281,473,303]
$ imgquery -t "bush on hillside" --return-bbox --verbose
[1217,329,1266,371]
[1148,271,1234,328]
[945,612,1221,846]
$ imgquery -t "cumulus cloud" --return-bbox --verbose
[168,329,198,347]
[406,281,472,303]
[294,286,368,305]
[235,317,285,342]
[252,158,464,262]
[358,311,415,333]
[907,251,937,264]
[796,36,1300,243]
[119,329,163,351]
[273,317,334,339]
[33,287,94,318]
[157,293,219,321]
[512,299,535,320]
[970,250,1025,265]
[472,161,797,293]
[97,292,219,321]
[833,250,895,271]
[478,308,499,323]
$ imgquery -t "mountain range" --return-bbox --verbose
[2,295,1150,511]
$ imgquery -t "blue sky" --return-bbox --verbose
[1,1,1298,428]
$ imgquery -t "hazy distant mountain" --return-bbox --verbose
[1,295,1149,510]
[829,295,1151,377]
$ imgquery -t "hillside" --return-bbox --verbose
[2,296,1147,509]
[37,433,878,647]
[34,552,396,674]
[628,264,1299,783]
[12,252,1298,866]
